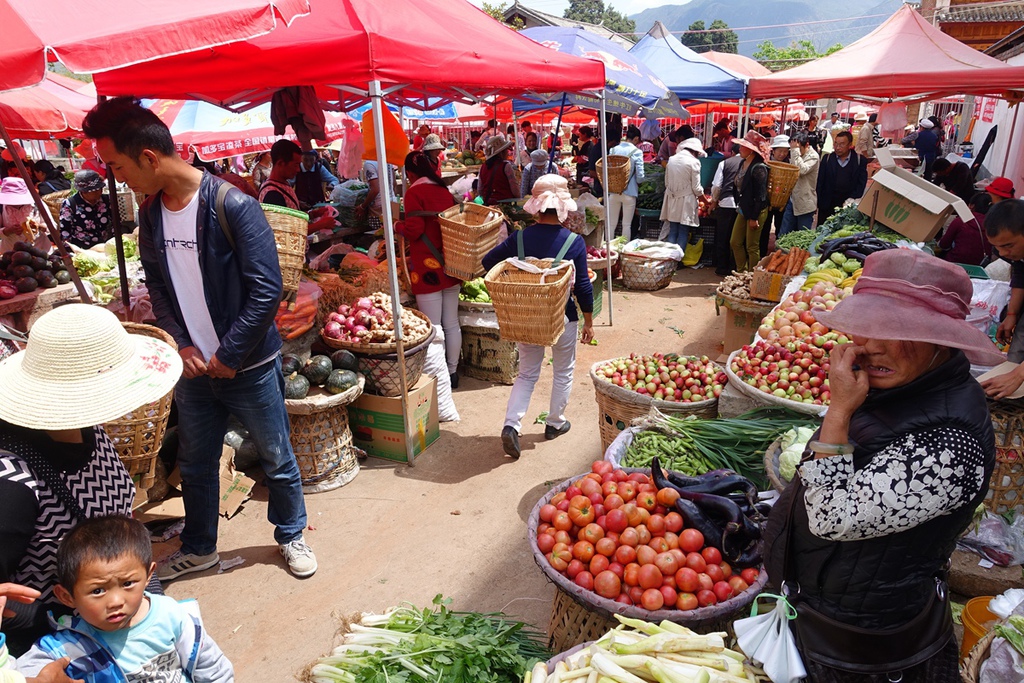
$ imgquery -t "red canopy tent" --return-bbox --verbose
[748,5,1024,102]
[702,52,770,79]
[0,73,93,138]
[94,0,606,465]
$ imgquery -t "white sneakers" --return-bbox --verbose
[157,538,317,582]
[279,536,318,578]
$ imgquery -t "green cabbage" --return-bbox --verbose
[779,426,817,481]
[104,235,139,262]
[72,251,110,277]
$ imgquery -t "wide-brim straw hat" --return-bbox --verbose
[421,134,445,151]
[737,130,770,161]
[814,250,1006,366]
[485,134,514,160]
[0,305,183,430]
[523,173,577,222]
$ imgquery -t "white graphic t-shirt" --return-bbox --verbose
[161,192,220,362]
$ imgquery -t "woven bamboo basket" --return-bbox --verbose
[767,161,799,212]
[985,399,1024,513]
[102,323,177,493]
[764,438,788,493]
[530,470,770,652]
[355,327,436,397]
[960,630,995,683]
[590,360,719,452]
[41,189,73,219]
[437,203,504,280]
[285,379,364,493]
[459,325,519,384]
[321,308,433,354]
[596,155,631,194]
[620,251,676,291]
[261,204,308,296]
[484,256,574,347]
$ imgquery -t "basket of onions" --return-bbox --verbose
[320,292,432,354]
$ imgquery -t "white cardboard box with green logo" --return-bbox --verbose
[858,148,973,243]
[348,375,439,462]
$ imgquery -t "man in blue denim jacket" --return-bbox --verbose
[83,98,317,582]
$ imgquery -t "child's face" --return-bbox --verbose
[55,555,155,632]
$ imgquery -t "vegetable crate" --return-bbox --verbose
[638,209,662,241]
[286,382,364,493]
[749,255,795,303]
[590,361,718,453]
[986,399,1024,514]
[459,325,518,385]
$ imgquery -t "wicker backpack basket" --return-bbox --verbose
[595,155,631,194]
[767,160,799,212]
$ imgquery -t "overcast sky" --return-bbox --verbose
[466,0,676,17]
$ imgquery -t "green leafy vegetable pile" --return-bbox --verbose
[459,278,491,303]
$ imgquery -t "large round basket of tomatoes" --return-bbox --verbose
[529,461,768,631]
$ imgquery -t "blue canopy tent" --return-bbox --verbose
[629,22,748,103]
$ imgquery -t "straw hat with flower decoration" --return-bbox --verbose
[484,134,514,161]
[737,130,771,161]
[0,305,182,430]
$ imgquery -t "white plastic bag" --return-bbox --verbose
[734,594,807,683]
[622,238,685,262]
[422,333,460,423]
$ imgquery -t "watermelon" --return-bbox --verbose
[301,355,333,385]
[329,349,359,371]
[325,369,359,395]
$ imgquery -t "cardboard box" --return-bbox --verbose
[348,375,439,462]
[722,307,763,354]
[145,445,255,522]
[749,256,793,303]
[858,148,973,242]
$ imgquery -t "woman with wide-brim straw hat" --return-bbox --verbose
[478,134,520,205]
[763,249,1001,682]
[420,133,446,174]
[0,304,182,655]
[729,130,771,271]
[482,174,594,459]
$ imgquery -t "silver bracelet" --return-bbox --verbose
[808,440,855,456]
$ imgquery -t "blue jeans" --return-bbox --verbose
[174,355,307,555]
[779,200,815,236]
[667,221,692,251]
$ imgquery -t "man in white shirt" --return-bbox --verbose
[84,97,317,584]
[820,112,840,131]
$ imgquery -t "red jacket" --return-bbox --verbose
[395,179,459,295]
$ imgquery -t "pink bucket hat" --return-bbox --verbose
[814,249,1006,366]
[0,177,33,206]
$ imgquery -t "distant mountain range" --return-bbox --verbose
[630,0,904,57]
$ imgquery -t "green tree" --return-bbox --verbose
[481,2,523,30]
[707,20,738,54]
[753,39,843,71]
[563,0,636,36]
[681,20,710,52]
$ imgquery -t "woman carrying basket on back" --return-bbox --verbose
[394,151,462,388]
[482,174,594,460]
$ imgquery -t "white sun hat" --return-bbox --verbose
[0,304,183,430]
[522,174,577,222]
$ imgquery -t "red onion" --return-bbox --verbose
[324,321,343,338]
[337,304,351,316]
[353,309,371,327]
[354,297,373,311]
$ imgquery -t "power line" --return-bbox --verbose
[651,12,894,35]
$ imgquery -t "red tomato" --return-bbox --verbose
[551,492,566,506]
[676,592,699,611]
[566,559,585,579]
[697,589,718,607]
[659,585,678,607]
[565,485,582,499]
[539,504,557,523]
[605,531,620,545]
[719,561,732,579]
[685,552,707,573]
[592,503,606,519]
[697,573,714,592]
[655,488,680,507]
[663,532,680,551]
[538,523,551,536]
[713,581,734,602]
[623,563,641,587]
[621,503,642,527]
[638,564,664,589]
[573,541,595,563]
[641,588,665,611]
[592,460,613,476]
[675,567,700,593]
[537,534,556,554]
[556,499,570,512]
[636,492,657,512]
[585,472,603,483]
[639,483,658,494]
[653,504,668,516]
[647,514,666,536]
[568,496,595,527]
[668,548,686,565]
[552,542,569,555]
[728,576,750,594]
[705,563,724,583]
[615,545,637,565]
[581,523,605,545]
[574,571,595,591]
[679,529,704,553]
[628,472,649,484]
[553,530,572,546]
[595,537,617,557]
[612,470,629,483]
[664,512,684,533]
[594,570,621,599]
[654,552,680,576]
[701,547,722,565]
[628,586,645,605]
[601,473,615,484]
[605,509,628,533]
[740,568,760,585]
[590,554,610,576]
[587,491,604,506]
[635,525,652,546]
[618,528,639,548]
[636,545,657,566]
[549,549,572,572]
[579,478,602,498]
[604,494,625,510]
[601,481,619,497]
[607,562,625,579]
[615,592,633,605]
[617,481,637,502]
[596,515,608,530]
[648,537,670,554]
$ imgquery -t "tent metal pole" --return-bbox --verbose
[513,112,522,167]
[549,94,568,174]
[398,108,407,198]
[369,80,416,467]
[0,120,91,305]
[599,93,613,326]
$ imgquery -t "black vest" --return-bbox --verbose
[719,155,742,202]
[294,163,325,206]
[764,350,994,629]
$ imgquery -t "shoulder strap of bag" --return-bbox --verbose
[420,233,445,268]
[516,228,526,260]
[553,231,578,266]
[215,182,236,251]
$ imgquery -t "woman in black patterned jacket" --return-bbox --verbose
[0,305,181,654]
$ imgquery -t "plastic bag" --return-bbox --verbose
[339,119,365,180]
[972,279,1011,330]
[957,511,1024,566]
[622,238,685,262]
[877,102,909,140]
[604,426,640,466]
[734,594,807,683]
[421,331,460,423]
[988,259,1013,282]
[329,179,369,207]
[275,279,322,341]
[682,238,704,267]
[309,242,355,272]
[450,174,477,201]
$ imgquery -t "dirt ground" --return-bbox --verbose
[158,267,726,681]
